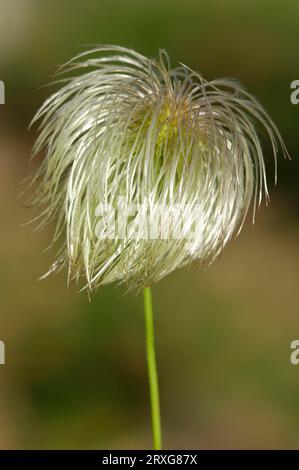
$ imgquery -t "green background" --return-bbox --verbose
[0,0,299,449]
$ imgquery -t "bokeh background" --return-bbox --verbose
[0,0,299,449]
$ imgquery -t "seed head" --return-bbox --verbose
[28,45,288,291]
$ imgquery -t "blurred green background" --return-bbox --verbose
[0,0,299,449]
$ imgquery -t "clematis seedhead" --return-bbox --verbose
[28,45,288,291]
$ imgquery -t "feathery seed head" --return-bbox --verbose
[28,45,288,291]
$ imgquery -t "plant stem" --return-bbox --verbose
[143,286,162,450]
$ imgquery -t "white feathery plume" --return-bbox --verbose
[28,45,288,291]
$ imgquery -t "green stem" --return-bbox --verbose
[143,286,162,450]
